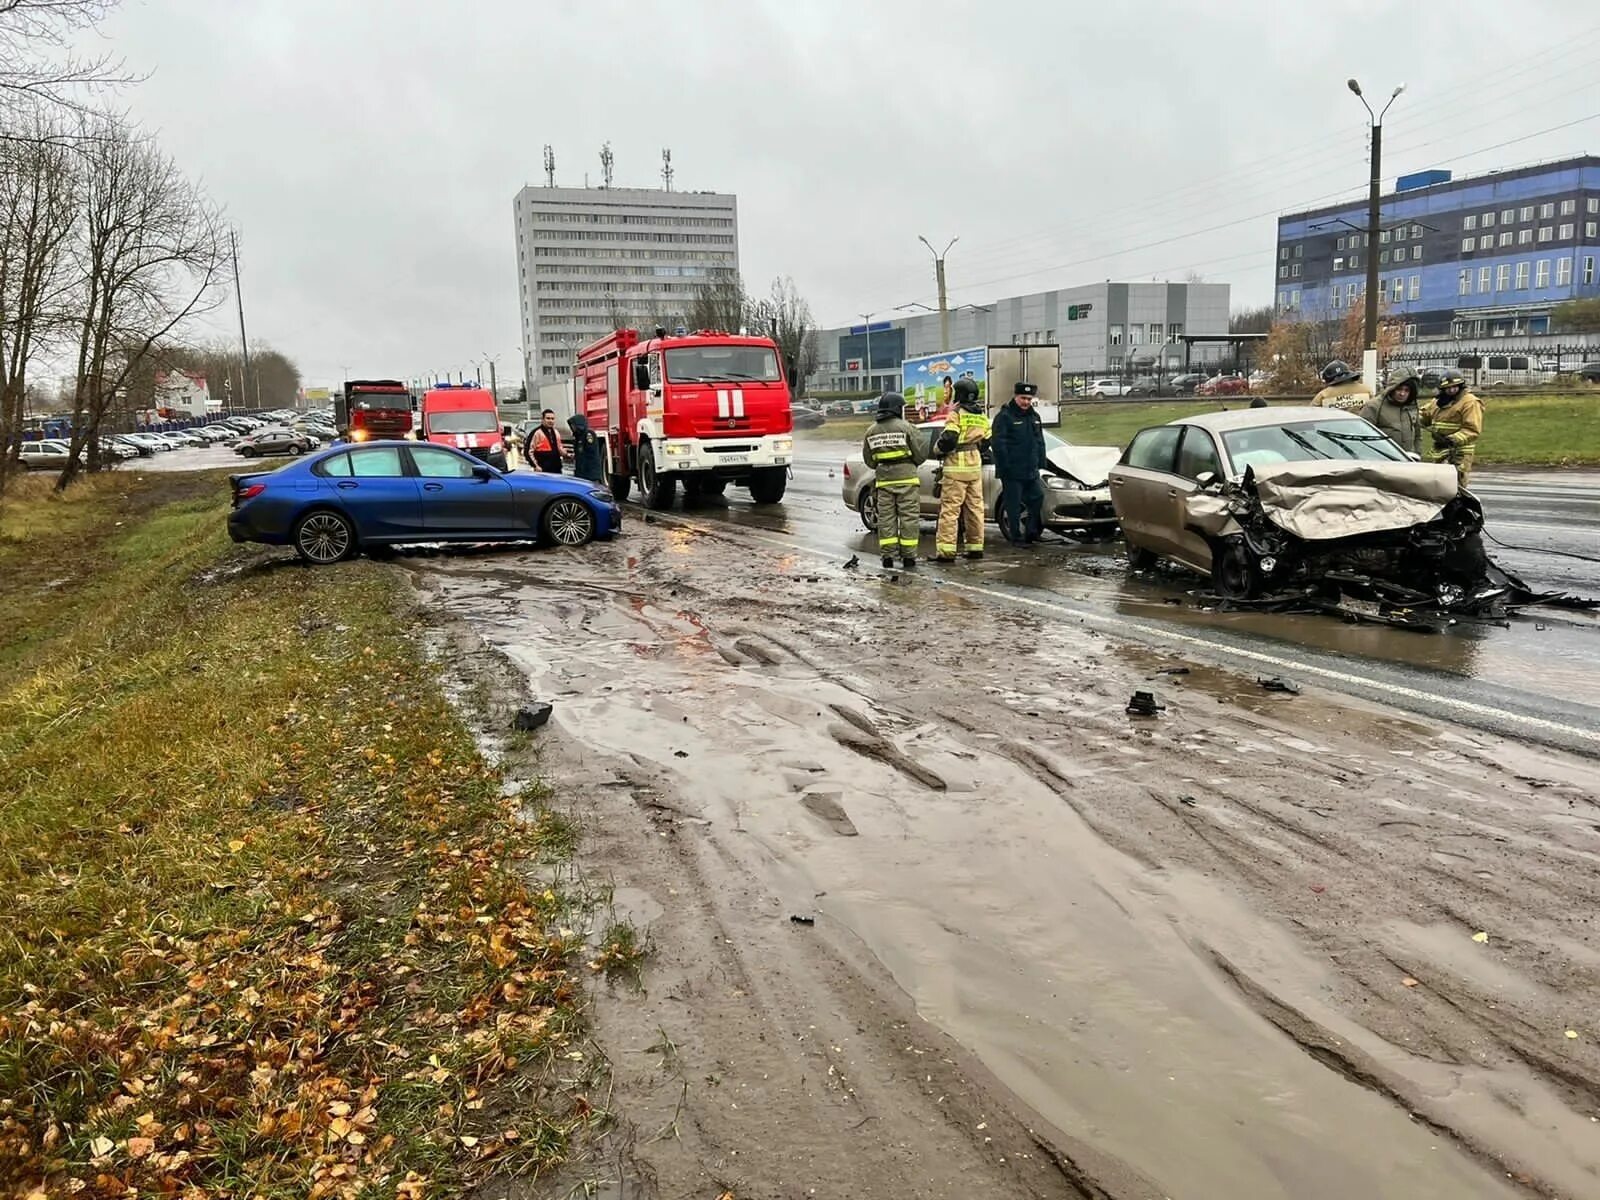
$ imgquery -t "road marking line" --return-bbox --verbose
[662,514,1600,748]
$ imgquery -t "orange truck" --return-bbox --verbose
[573,327,793,509]
[336,379,413,441]
[418,385,509,471]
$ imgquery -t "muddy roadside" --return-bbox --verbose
[406,527,1599,1200]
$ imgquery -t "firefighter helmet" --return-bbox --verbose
[1320,360,1361,386]
[953,378,982,412]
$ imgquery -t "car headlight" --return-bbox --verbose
[772,437,793,453]
[663,442,691,457]
[588,488,614,503]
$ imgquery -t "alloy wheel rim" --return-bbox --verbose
[549,500,594,545]
[301,514,349,562]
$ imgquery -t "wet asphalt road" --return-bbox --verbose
[674,440,1600,756]
[144,438,1600,752]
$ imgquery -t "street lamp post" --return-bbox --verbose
[917,235,958,352]
[1348,78,1404,389]
[859,312,874,393]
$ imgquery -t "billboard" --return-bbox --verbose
[900,346,987,411]
[304,386,331,404]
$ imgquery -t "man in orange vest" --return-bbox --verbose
[526,409,564,473]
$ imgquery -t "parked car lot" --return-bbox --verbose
[227,440,621,563]
[841,420,1121,541]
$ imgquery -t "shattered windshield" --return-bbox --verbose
[1223,419,1408,472]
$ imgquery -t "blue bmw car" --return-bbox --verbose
[227,441,621,564]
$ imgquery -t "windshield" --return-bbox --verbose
[426,410,499,434]
[664,345,781,383]
[1222,419,1408,472]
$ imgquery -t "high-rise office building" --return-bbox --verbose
[512,185,740,387]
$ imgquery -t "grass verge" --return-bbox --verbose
[0,471,597,1198]
[796,392,1600,466]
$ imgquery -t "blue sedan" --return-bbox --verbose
[227,441,621,564]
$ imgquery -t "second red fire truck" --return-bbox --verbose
[572,328,793,509]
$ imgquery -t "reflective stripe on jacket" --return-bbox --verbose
[863,416,927,486]
[940,410,989,480]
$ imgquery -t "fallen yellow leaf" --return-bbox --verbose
[89,1135,114,1159]
[228,839,246,853]
[1566,1030,1579,1040]
[1402,977,1420,988]
[1471,931,1489,944]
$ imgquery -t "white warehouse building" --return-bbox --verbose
[811,281,1233,394]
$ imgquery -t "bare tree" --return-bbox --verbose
[686,271,749,334]
[0,108,77,493]
[0,1,133,132]
[751,276,817,397]
[57,117,224,488]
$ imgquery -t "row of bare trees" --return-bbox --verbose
[0,0,230,492]
[685,274,819,395]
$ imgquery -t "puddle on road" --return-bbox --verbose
[413,552,1543,1200]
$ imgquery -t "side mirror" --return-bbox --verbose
[472,464,495,480]
[633,361,651,391]
[1195,471,1218,489]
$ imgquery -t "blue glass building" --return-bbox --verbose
[1275,156,1600,340]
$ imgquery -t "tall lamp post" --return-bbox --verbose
[859,312,874,393]
[917,235,958,352]
[1348,78,1404,389]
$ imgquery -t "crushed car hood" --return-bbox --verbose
[1047,443,1121,487]
[1186,460,1460,541]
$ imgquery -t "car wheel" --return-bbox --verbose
[1126,542,1159,571]
[293,510,356,565]
[638,442,676,510]
[1212,536,1262,599]
[606,466,632,503]
[288,443,304,456]
[543,497,596,546]
[748,466,787,504]
[858,487,879,532]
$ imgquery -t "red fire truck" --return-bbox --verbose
[573,328,793,509]
[335,379,413,441]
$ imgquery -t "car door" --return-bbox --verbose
[1168,426,1224,573]
[320,447,422,538]
[408,444,517,534]
[1109,426,1182,554]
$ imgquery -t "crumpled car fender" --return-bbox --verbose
[1182,490,1243,538]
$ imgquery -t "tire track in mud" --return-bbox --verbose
[1204,948,1553,1199]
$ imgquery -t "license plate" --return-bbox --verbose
[720,453,750,465]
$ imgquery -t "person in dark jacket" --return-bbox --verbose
[990,381,1048,545]
[526,409,563,473]
[568,413,603,482]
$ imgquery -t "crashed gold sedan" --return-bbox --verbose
[1109,407,1533,620]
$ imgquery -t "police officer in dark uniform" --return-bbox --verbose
[990,380,1048,545]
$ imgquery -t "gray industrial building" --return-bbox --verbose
[811,281,1232,393]
[512,184,740,387]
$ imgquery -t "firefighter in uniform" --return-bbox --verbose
[1311,360,1373,412]
[934,378,990,562]
[861,388,927,569]
[1420,371,1484,487]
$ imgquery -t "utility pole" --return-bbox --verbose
[918,235,958,351]
[1348,79,1404,391]
[230,229,252,409]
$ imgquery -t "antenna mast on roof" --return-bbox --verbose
[599,142,614,189]
[543,145,555,187]
[661,147,673,192]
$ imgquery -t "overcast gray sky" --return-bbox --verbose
[89,0,1600,386]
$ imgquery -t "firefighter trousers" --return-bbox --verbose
[936,475,985,557]
[876,482,921,558]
